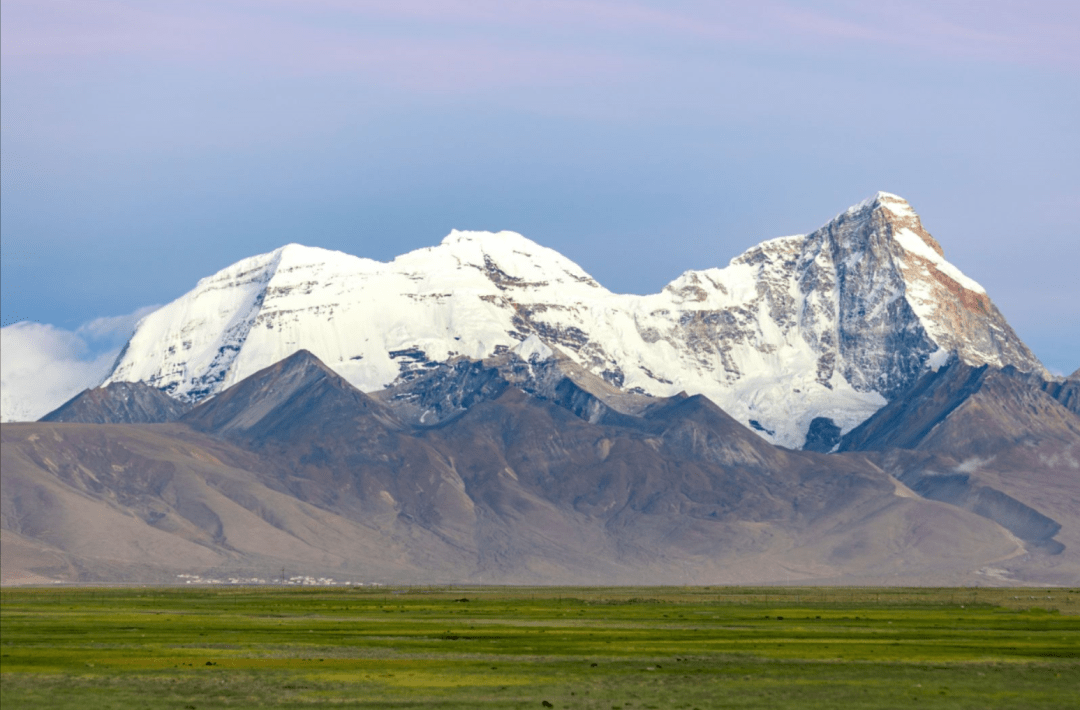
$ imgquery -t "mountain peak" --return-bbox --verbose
[426,229,601,288]
[436,229,558,262]
[440,228,530,246]
[220,348,351,392]
[842,193,983,294]
[837,193,932,246]
[272,243,380,273]
[182,348,400,439]
[871,190,912,208]
[839,190,913,219]
[271,348,336,373]
[803,192,1043,384]
[273,242,317,256]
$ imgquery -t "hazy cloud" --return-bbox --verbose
[0,305,158,422]
[74,305,160,350]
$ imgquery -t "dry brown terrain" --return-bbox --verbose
[6,352,1075,586]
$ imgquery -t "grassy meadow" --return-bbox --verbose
[1,585,1078,709]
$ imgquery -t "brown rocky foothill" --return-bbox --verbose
[4,347,1077,586]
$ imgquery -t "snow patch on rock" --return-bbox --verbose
[894,228,985,294]
[512,334,554,363]
[927,348,951,371]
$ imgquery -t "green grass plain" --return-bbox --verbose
[1,585,1078,709]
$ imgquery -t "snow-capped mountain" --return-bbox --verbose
[103,192,1045,448]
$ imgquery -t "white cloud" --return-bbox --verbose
[76,305,160,349]
[0,306,159,422]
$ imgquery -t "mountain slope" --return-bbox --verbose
[837,361,1080,581]
[3,349,1033,585]
[837,361,1080,456]
[101,193,1044,448]
[0,421,466,584]
[181,350,482,548]
[1042,377,1080,416]
[181,349,404,440]
[371,335,657,429]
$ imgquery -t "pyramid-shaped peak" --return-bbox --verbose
[274,242,317,254]
[187,243,370,292]
[822,193,983,293]
[511,334,554,363]
[873,190,908,203]
[275,348,336,372]
[188,348,348,410]
[181,348,398,437]
[238,349,364,394]
[840,191,917,221]
[873,192,918,219]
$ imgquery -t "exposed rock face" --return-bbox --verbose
[802,417,842,453]
[838,360,1080,569]
[40,382,192,424]
[1041,378,1080,417]
[792,193,1042,399]
[837,361,1079,455]
[373,336,654,429]
[181,349,403,441]
[102,193,1044,448]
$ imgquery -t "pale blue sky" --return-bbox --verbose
[2,1,1077,373]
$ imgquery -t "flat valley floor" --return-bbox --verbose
[1,586,1078,709]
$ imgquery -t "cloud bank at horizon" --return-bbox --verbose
[0,306,158,422]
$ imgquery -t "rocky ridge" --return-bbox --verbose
[40,381,193,424]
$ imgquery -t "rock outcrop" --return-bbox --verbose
[40,381,192,424]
